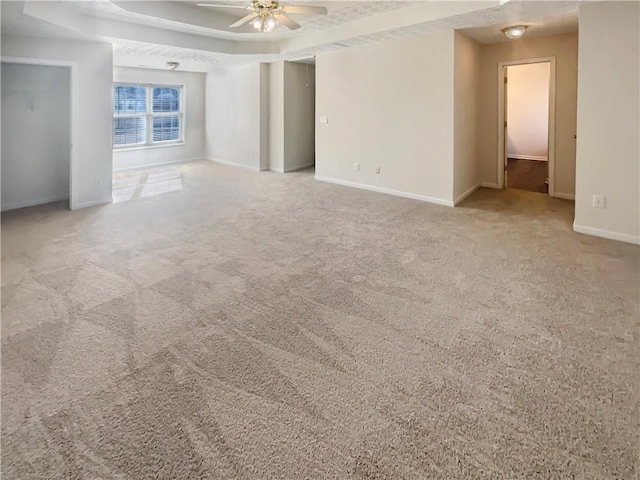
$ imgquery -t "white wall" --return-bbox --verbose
[1,63,70,211]
[453,32,481,204]
[574,1,640,244]
[269,61,285,173]
[1,34,113,209]
[316,31,455,206]
[284,62,315,172]
[206,64,266,171]
[113,67,206,171]
[477,32,578,196]
[506,63,550,161]
[259,63,270,172]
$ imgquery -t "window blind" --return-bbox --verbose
[114,86,146,114]
[113,84,183,148]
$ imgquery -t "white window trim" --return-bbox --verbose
[112,82,186,150]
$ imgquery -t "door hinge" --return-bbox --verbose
[504,77,508,83]
[504,121,508,128]
[504,164,508,171]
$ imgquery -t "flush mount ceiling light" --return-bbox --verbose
[502,25,528,39]
[166,61,180,70]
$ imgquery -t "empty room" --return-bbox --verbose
[1,1,638,478]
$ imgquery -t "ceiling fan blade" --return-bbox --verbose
[281,5,328,15]
[275,13,301,30]
[197,4,250,9]
[229,12,258,28]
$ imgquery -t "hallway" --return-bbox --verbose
[507,158,548,193]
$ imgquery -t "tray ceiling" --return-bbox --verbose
[1,1,580,72]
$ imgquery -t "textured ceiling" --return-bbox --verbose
[3,1,582,72]
[112,1,580,69]
[111,37,345,67]
[345,0,579,47]
[459,1,578,43]
[73,1,418,41]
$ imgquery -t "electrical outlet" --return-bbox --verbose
[592,195,605,208]
[354,163,360,172]
[375,166,381,174]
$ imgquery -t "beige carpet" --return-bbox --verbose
[2,161,638,479]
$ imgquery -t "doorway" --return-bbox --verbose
[284,60,316,173]
[1,62,72,211]
[497,57,556,196]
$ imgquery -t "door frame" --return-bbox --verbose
[497,57,557,196]
[1,56,79,209]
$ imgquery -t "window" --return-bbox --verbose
[113,84,183,148]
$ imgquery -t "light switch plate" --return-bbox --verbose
[320,116,328,124]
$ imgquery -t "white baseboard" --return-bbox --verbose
[553,192,575,201]
[573,222,640,245]
[479,182,500,189]
[207,158,260,172]
[114,157,203,172]
[1,194,69,212]
[508,154,548,162]
[454,184,479,206]
[285,163,315,173]
[73,197,113,210]
[314,176,454,207]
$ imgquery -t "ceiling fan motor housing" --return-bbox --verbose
[253,0,280,13]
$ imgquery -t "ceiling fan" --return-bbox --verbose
[197,0,328,32]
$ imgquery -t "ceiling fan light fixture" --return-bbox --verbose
[200,1,323,32]
[250,16,264,29]
[263,15,279,32]
[502,25,528,39]
[250,13,278,32]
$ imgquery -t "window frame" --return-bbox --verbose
[112,83,185,150]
